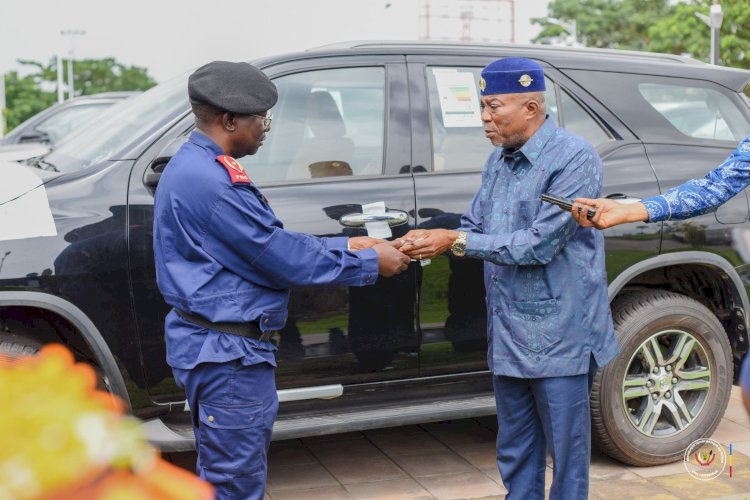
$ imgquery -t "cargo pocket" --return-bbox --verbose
[509,298,562,354]
[197,400,264,476]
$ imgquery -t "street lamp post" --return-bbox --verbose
[696,0,723,65]
[60,29,86,99]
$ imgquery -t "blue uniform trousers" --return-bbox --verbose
[173,360,278,500]
[493,362,597,500]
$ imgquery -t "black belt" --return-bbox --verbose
[175,309,273,342]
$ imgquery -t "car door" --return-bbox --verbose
[408,55,661,376]
[127,56,418,403]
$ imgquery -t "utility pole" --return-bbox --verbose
[60,29,86,99]
[696,0,723,65]
[0,72,5,138]
[56,54,64,103]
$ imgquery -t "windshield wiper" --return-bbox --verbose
[27,156,59,172]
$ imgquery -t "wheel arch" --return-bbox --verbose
[608,251,749,378]
[0,291,131,409]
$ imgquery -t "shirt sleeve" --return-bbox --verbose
[202,186,379,289]
[459,152,495,234]
[465,145,602,266]
[643,135,750,222]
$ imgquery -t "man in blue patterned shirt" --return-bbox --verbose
[571,134,750,420]
[400,57,619,500]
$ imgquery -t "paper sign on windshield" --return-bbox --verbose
[433,68,482,128]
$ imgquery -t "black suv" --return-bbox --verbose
[2,42,749,467]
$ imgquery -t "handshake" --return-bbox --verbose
[350,229,460,278]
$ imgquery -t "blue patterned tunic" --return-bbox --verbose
[461,118,619,378]
[643,134,750,222]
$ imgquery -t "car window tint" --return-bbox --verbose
[639,83,746,141]
[564,70,750,143]
[246,67,385,183]
[35,103,110,143]
[425,67,557,171]
[558,89,610,146]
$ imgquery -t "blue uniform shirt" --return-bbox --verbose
[643,134,750,222]
[461,118,619,378]
[154,131,379,369]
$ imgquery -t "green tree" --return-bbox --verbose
[3,57,156,132]
[532,0,750,69]
[647,0,750,69]
[532,0,671,50]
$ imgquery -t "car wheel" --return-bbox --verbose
[591,290,733,466]
[0,330,42,362]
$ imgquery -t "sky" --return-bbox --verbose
[0,0,551,83]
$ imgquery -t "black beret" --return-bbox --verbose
[188,61,278,115]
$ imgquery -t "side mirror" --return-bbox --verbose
[144,135,189,193]
[18,130,51,144]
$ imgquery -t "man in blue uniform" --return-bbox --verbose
[399,57,619,499]
[570,135,750,417]
[153,61,410,499]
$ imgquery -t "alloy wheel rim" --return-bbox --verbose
[622,329,711,438]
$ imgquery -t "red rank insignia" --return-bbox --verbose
[216,155,251,185]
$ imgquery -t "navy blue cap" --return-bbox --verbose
[188,61,278,115]
[479,57,546,95]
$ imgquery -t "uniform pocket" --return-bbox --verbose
[509,298,561,353]
[197,400,264,476]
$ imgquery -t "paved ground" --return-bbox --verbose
[165,385,750,499]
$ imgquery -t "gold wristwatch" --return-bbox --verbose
[451,231,467,257]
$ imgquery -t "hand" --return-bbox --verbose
[571,198,649,229]
[348,236,385,251]
[398,229,459,260]
[372,241,411,277]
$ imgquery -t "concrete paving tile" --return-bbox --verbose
[457,446,497,470]
[368,431,451,457]
[416,471,505,500]
[324,456,408,485]
[344,478,434,500]
[626,459,691,479]
[730,385,743,402]
[391,451,475,477]
[590,451,641,481]
[589,478,681,499]
[266,462,339,492]
[652,473,748,499]
[308,438,386,464]
[302,431,366,444]
[712,418,750,445]
[268,440,319,466]
[268,484,353,500]
[425,425,497,452]
[479,466,504,487]
[722,399,750,429]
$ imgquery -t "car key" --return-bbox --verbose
[540,193,596,219]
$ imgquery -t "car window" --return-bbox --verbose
[639,83,747,141]
[245,67,385,183]
[44,74,188,173]
[558,89,610,146]
[425,67,558,171]
[564,70,750,143]
[35,103,110,143]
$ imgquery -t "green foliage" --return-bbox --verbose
[3,57,156,132]
[648,0,750,69]
[533,0,750,69]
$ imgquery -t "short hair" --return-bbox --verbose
[190,100,225,123]
[530,91,547,114]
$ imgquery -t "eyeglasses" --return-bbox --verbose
[250,113,273,131]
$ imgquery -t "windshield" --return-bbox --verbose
[44,74,189,173]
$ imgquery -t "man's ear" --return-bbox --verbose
[525,98,541,119]
[222,112,236,132]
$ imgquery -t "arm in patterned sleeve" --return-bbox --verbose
[643,134,750,222]
[465,146,602,266]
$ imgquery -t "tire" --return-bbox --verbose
[0,331,42,362]
[591,290,733,466]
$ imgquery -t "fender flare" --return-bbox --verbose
[0,291,131,409]
[608,251,750,331]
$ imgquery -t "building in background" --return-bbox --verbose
[419,0,515,43]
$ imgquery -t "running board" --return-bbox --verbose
[144,394,497,452]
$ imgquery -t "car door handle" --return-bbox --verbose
[605,193,642,204]
[339,210,409,227]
